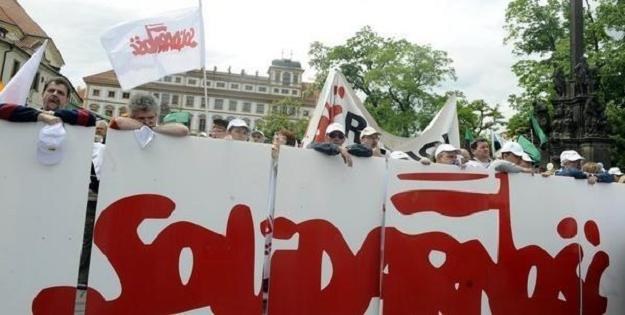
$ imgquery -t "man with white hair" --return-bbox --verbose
[490,142,533,173]
[111,93,189,136]
[556,150,612,183]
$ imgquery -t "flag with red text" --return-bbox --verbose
[101,7,204,90]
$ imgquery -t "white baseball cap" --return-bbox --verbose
[500,142,524,157]
[560,150,584,163]
[390,151,411,160]
[325,122,345,135]
[37,123,66,165]
[361,126,380,138]
[227,118,249,131]
[434,144,459,158]
[608,167,623,176]
[521,152,533,163]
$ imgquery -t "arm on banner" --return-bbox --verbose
[153,123,189,137]
[53,109,96,126]
[110,117,189,137]
[309,142,353,167]
[1,103,58,124]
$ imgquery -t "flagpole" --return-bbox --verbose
[198,0,209,132]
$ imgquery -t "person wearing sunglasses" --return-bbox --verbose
[308,122,356,167]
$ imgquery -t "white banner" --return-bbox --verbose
[302,69,459,159]
[1,122,624,315]
[0,121,93,314]
[268,146,386,315]
[101,7,204,90]
[384,161,625,314]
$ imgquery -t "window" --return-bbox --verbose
[303,110,309,117]
[273,88,280,93]
[245,85,254,91]
[293,74,299,84]
[122,92,130,99]
[108,91,116,98]
[204,80,211,87]
[92,89,100,97]
[281,89,289,94]
[174,77,182,83]
[185,96,195,107]
[200,97,206,108]
[119,107,128,116]
[161,93,171,105]
[292,90,299,96]
[104,105,114,117]
[164,76,172,82]
[216,82,226,88]
[256,104,265,114]
[188,78,197,86]
[32,72,40,91]
[171,95,179,105]
[282,72,291,86]
[242,102,251,113]
[228,100,237,111]
[214,98,224,110]
[89,104,100,112]
[0,27,7,38]
[274,70,281,82]
[258,86,267,92]
[199,115,206,131]
[230,83,239,89]
[288,107,296,116]
[10,60,20,79]
[272,105,279,113]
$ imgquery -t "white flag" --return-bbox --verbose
[101,7,204,90]
[0,40,47,105]
[302,69,459,159]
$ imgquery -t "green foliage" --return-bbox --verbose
[257,98,309,141]
[504,0,625,165]
[308,26,456,136]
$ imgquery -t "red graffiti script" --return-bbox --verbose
[32,173,609,314]
[32,194,261,314]
[129,23,198,56]
[314,85,345,143]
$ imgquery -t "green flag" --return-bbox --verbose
[517,134,541,162]
[163,111,191,125]
[464,128,474,148]
[530,114,548,147]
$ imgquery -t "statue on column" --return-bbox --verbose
[574,57,590,96]
[553,67,566,98]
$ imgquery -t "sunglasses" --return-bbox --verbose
[328,132,345,139]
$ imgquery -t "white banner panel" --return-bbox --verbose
[34,130,273,314]
[383,161,625,315]
[0,121,93,314]
[268,146,386,315]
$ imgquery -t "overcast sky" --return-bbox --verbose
[19,0,522,116]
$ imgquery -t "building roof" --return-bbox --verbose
[271,59,302,69]
[0,0,48,38]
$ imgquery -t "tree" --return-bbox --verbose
[309,26,456,136]
[257,98,309,141]
[504,0,625,165]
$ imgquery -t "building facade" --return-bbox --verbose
[0,0,81,107]
[83,59,316,134]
